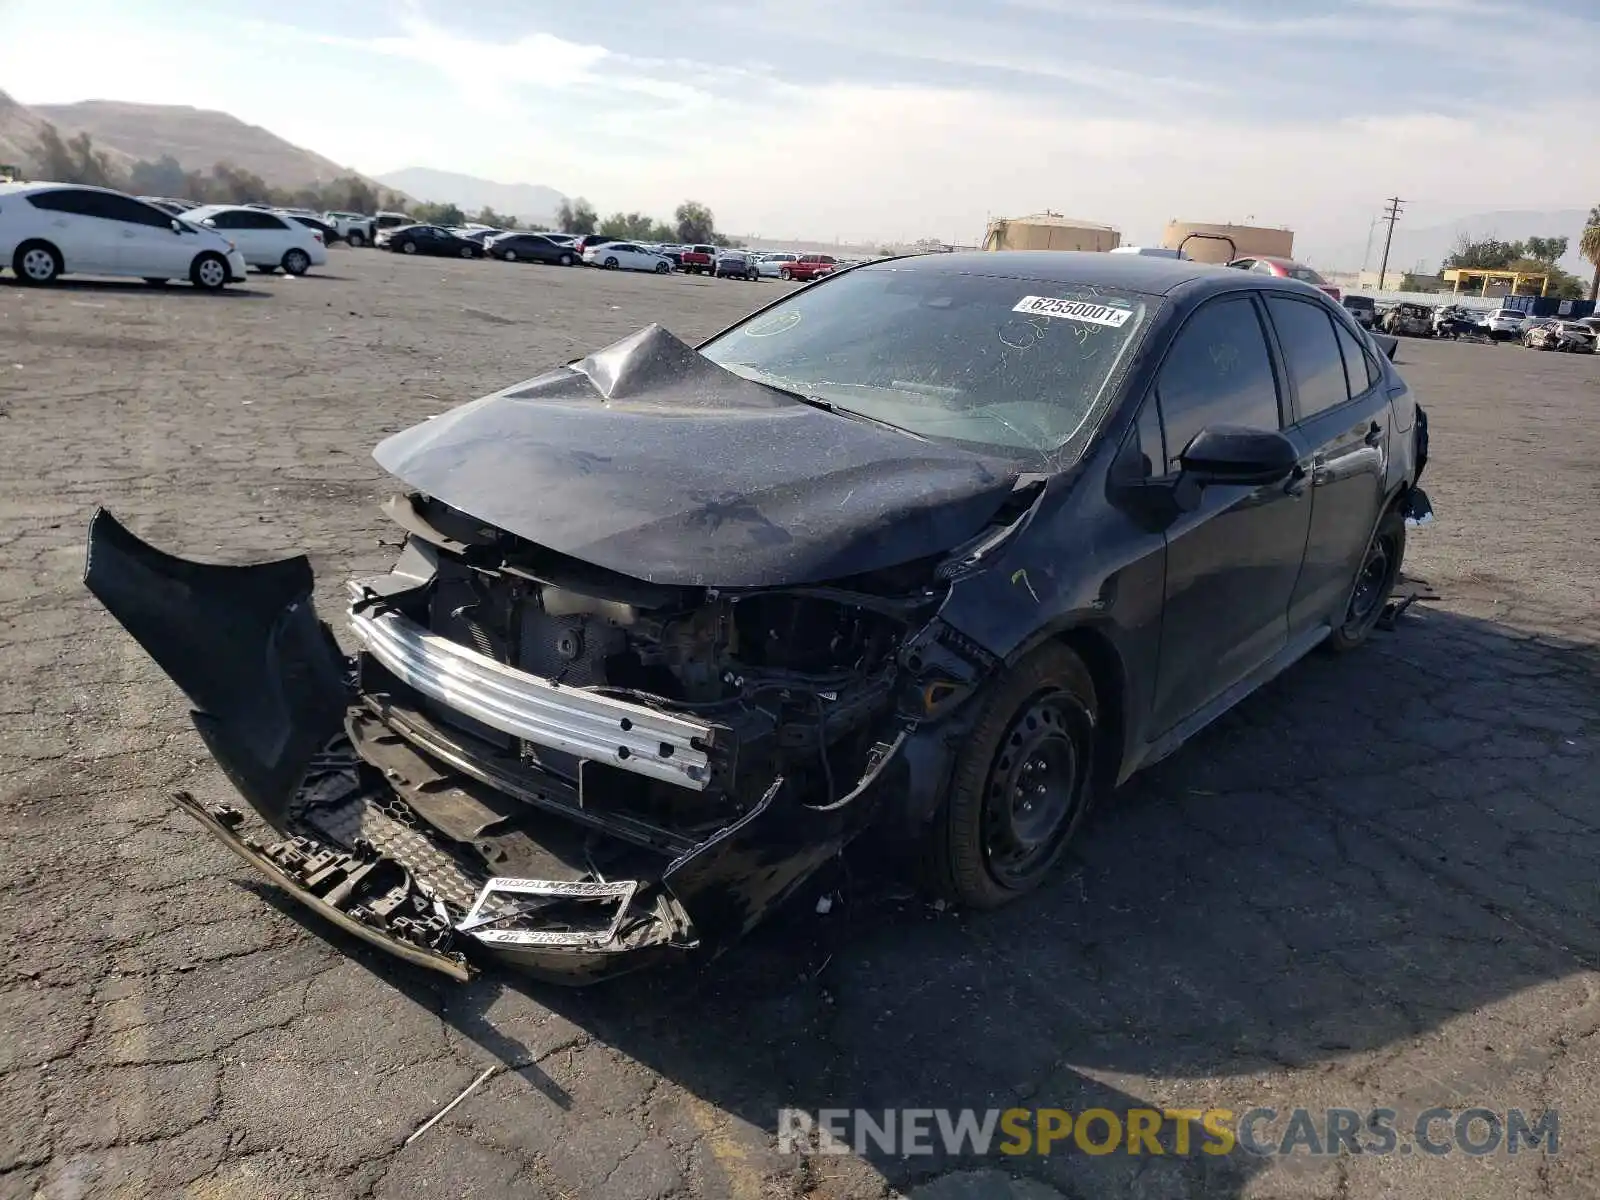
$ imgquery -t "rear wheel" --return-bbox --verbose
[922,643,1099,908]
[779,268,792,280]
[559,252,574,266]
[346,230,366,248]
[282,248,311,275]
[604,256,619,269]
[14,241,62,284]
[1322,508,1405,654]
[190,252,229,291]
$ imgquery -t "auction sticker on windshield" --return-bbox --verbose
[1012,296,1134,328]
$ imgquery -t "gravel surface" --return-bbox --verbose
[1,253,1596,1200]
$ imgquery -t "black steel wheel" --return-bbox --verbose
[922,643,1098,908]
[1322,508,1406,653]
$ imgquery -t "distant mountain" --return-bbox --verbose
[31,100,371,188]
[0,90,131,174]
[1318,208,1592,277]
[375,168,567,223]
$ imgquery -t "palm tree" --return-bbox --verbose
[1582,204,1600,302]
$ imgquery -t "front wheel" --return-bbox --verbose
[190,252,229,291]
[400,241,417,255]
[779,268,792,280]
[655,261,670,274]
[921,643,1099,908]
[503,249,517,262]
[459,245,475,258]
[1321,509,1405,654]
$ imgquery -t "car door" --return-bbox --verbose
[23,188,117,272]
[90,192,187,276]
[204,210,258,262]
[1266,296,1391,635]
[1149,292,1313,733]
[248,211,293,263]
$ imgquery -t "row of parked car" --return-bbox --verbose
[0,181,334,287]
[1344,296,1599,352]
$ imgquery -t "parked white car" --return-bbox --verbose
[581,241,672,273]
[1485,307,1530,340]
[0,182,247,289]
[183,205,328,275]
[757,252,798,278]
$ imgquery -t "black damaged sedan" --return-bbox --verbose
[86,253,1432,984]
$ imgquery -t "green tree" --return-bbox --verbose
[1441,234,1525,273]
[128,154,188,197]
[599,211,660,240]
[412,201,465,226]
[557,197,598,235]
[1523,236,1568,264]
[675,200,715,244]
[1580,205,1600,302]
[32,123,118,187]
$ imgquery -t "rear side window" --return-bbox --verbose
[1267,296,1349,420]
[206,210,249,230]
[27,189,101,216]
[1333,322,1376,399]
[244,212,287,230]
[1157,295,1282,469]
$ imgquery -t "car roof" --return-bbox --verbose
[0,181,124,197]
[869,250,1323,299]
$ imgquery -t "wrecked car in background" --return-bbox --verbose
[87,253,1432,984]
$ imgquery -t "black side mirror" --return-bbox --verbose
[1178,425,1299,487]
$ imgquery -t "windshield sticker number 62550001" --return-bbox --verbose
[1012,296,1133,328]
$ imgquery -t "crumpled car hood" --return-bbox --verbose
[373,323,1019,587]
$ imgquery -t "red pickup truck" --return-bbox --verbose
[780,254,837,282]
[679,244,718,274]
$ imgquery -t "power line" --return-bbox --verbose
[1377,196,1406,286]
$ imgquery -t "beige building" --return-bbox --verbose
[983,213,1121,253]
[1162,221,1294,264]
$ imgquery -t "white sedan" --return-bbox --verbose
[184,204,328,275]
[757,252,797,278]
[581,241,672,273]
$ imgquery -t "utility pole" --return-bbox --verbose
[1377,197,1406,289]
[1360,213,1381,273]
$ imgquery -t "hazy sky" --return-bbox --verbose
[2,0,1596,258]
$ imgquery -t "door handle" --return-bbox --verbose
[1283,464,1309,497]
[1363,422,1384,447]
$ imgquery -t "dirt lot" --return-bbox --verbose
[1,253,1597,1200]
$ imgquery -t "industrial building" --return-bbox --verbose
[982,213,1121,253]
[1161,220,1294,264]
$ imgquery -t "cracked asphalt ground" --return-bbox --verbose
[1,252,1596,1200]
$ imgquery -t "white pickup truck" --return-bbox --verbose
[324,211,378,248]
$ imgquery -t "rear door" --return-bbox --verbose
[23,188,117,272]
[1266,295,1391,636]
[1150,292,1313,732]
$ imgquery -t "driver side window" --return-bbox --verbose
[1156,296,1283,472]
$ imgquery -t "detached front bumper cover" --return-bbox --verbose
[82,509,898,984]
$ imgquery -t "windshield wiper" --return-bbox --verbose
[737,370,931,443]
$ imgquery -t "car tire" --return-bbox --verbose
[400,241,417,254]
[282,248,311,275]
[13,240,62,285]
[779,268,792,281]
[459,245,474,258]
[655,261,670,274]
[559,253,574,266]
[1321,508,1406,654]
[921,642,1099,909]
[190,252,230,291]
[346,231,365,249]
[604,256,619,269]
[503,249,517,262]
